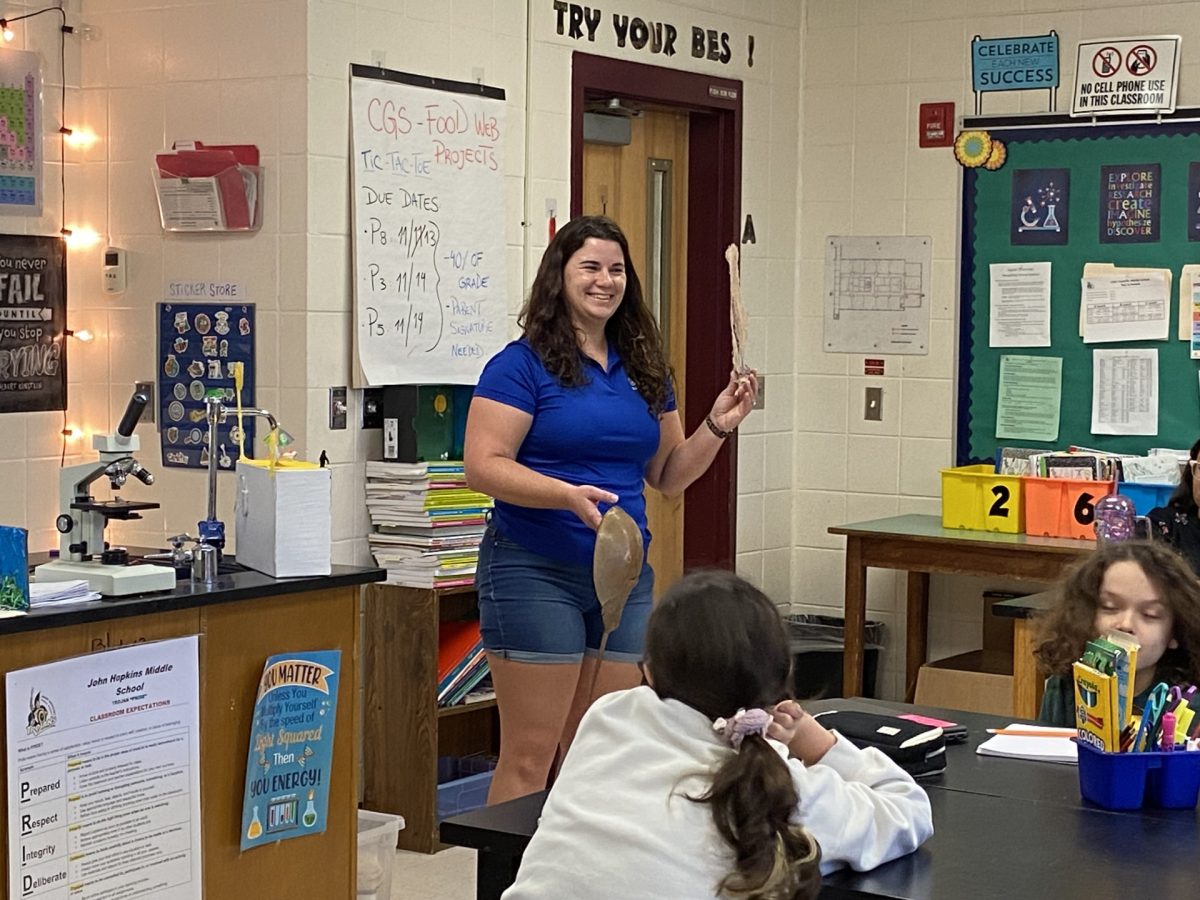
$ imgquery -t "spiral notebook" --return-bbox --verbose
[976,724,1078,764]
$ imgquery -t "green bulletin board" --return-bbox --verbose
[958,115,1200,464]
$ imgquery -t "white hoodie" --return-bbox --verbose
[503,686,933,899]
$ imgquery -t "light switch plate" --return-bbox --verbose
[329,386,348,430]
[864,386,883,421]
[752,375,765,410]
[361,388,382,429]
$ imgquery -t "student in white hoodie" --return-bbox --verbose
[503,570,933,900]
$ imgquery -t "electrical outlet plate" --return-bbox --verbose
[752,375,764,410]
[329,387,348,430]
[361,388,383,428]
[135,381,154,423]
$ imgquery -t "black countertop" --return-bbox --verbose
[6,554,385,635]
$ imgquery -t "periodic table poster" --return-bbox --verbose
[156,302,255,469]
[0,48,41,215]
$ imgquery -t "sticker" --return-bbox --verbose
[223,387,235,400]
[188,427,202,444]
[165,426,179,443]
[194,313,212,335]
[168,400,185,422]
[219,444,232,467]
[166,450,189,464]
[164,355,179,378]
[188,359,205,378]
[202,335,218,357]
[174,311,190,334]
[189,409,207,423]
[200,446,210,465]
[173,336,189,353]
[219,339,229,358]
[189,380,205,400]
[229,425,243,444]
[208,359,223,379]
[172,383,187,400]
[239,317,251,336]
[875,725,902,736]
[215,311,231,335]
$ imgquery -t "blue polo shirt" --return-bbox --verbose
[473,339,675,566]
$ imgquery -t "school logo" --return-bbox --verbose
[26,689,56,736]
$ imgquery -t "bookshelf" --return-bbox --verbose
[362,582,499,853]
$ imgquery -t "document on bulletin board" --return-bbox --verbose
[5,636,202,900]
[1091,349,1158,435]
[996,355,1062,441]
[350,66,507,386]
[989,262,1051,347]
[1081,272,1170,343]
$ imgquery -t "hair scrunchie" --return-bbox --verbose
[713,708,772,750]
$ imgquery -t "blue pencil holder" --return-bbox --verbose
[1077,741,1200,810]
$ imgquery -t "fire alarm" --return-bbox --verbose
[918,102,955,148]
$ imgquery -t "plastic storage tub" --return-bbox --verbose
[358,809,404,900]
[1116,481,1174,516]
[1022,476,1115,539]
[1077,741,1200,810]
[437,755,497,821]
[941,464,1024,533]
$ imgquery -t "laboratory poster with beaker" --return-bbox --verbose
[240,650,340,851]
[156,301,255,469]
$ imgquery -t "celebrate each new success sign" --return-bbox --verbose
[0,234,64,413]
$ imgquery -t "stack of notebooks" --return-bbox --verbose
[365,461,492,589]
[438,620,492,707]
[995,446,1186,483]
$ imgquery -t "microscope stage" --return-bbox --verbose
[34,559,176,596]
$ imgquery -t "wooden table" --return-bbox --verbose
[828,515,1090,701]
[441,697,1200,900]
[992,590,1058,718]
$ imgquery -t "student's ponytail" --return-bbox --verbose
[697,734,821,899]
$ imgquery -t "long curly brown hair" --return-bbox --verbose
[646,571,822,900]
[519,215,673,415]
[1165,438,1200,515]
[1034,540,1200,685]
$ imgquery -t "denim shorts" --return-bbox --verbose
[476,525,654,664]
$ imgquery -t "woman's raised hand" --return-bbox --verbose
[709,369,759,434]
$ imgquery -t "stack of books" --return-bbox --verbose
[995,446,1184,484]
[365,461,492,589]
[437,620,492,708]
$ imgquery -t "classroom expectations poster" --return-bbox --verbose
[5,636,202,900]
[240,650,340,850]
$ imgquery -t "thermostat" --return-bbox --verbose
[102,246,125,293]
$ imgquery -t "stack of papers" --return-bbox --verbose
[976,724,1078,764]
[30,580,101,607]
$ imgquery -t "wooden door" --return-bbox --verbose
[582,107,689,596]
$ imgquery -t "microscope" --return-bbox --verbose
[34,390,177,596]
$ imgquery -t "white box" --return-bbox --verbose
[234,460,332,577]
[358,809,404,900]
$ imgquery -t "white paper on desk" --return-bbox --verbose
[1091,348,1158,435]
[976,724,1078,764]
[989,262,1051,347]
[1081,271,1170,343]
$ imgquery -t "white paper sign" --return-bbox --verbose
[1071,36,1180,116]
[1092,348,1158,435]
[351,69,507,386]
[989,262,1051,347]
[6,637,202,900]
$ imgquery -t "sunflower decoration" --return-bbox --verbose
[983,139,1007,171]
[953,130,992,168]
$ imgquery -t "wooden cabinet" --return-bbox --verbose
[362,583,499,852]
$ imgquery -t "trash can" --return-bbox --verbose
[785,614,884,700]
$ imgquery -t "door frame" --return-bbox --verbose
[570,52,743,570]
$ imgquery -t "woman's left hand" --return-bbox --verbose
[709,370,758,434]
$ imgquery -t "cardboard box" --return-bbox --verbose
[234,460,331,577]
[914,650,1013,716]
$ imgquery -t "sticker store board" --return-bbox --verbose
[157,302,255,470]
[1071,36,1180,116]
[350,66,507,386]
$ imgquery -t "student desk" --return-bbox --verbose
[440,698,1200,900]
[991,590,1058,718]
[827,515,1090,700]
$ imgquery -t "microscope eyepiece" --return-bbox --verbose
[117,391,149,437]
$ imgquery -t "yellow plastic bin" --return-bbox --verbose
[1022,477,1115,540]
[941,464,1024,533]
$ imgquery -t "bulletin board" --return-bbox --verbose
[349,65,507,387]
[156,302,255,469]
[958,113,1200,465]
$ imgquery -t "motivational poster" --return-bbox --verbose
[0,234,64,413]
[1100,163,1159,243]
[1188,162,1200,241]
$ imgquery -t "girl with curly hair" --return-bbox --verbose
[465,216,758,804]
[1146,438,1200,575]
[502,571,933,900]
[1034,540,1200,726]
